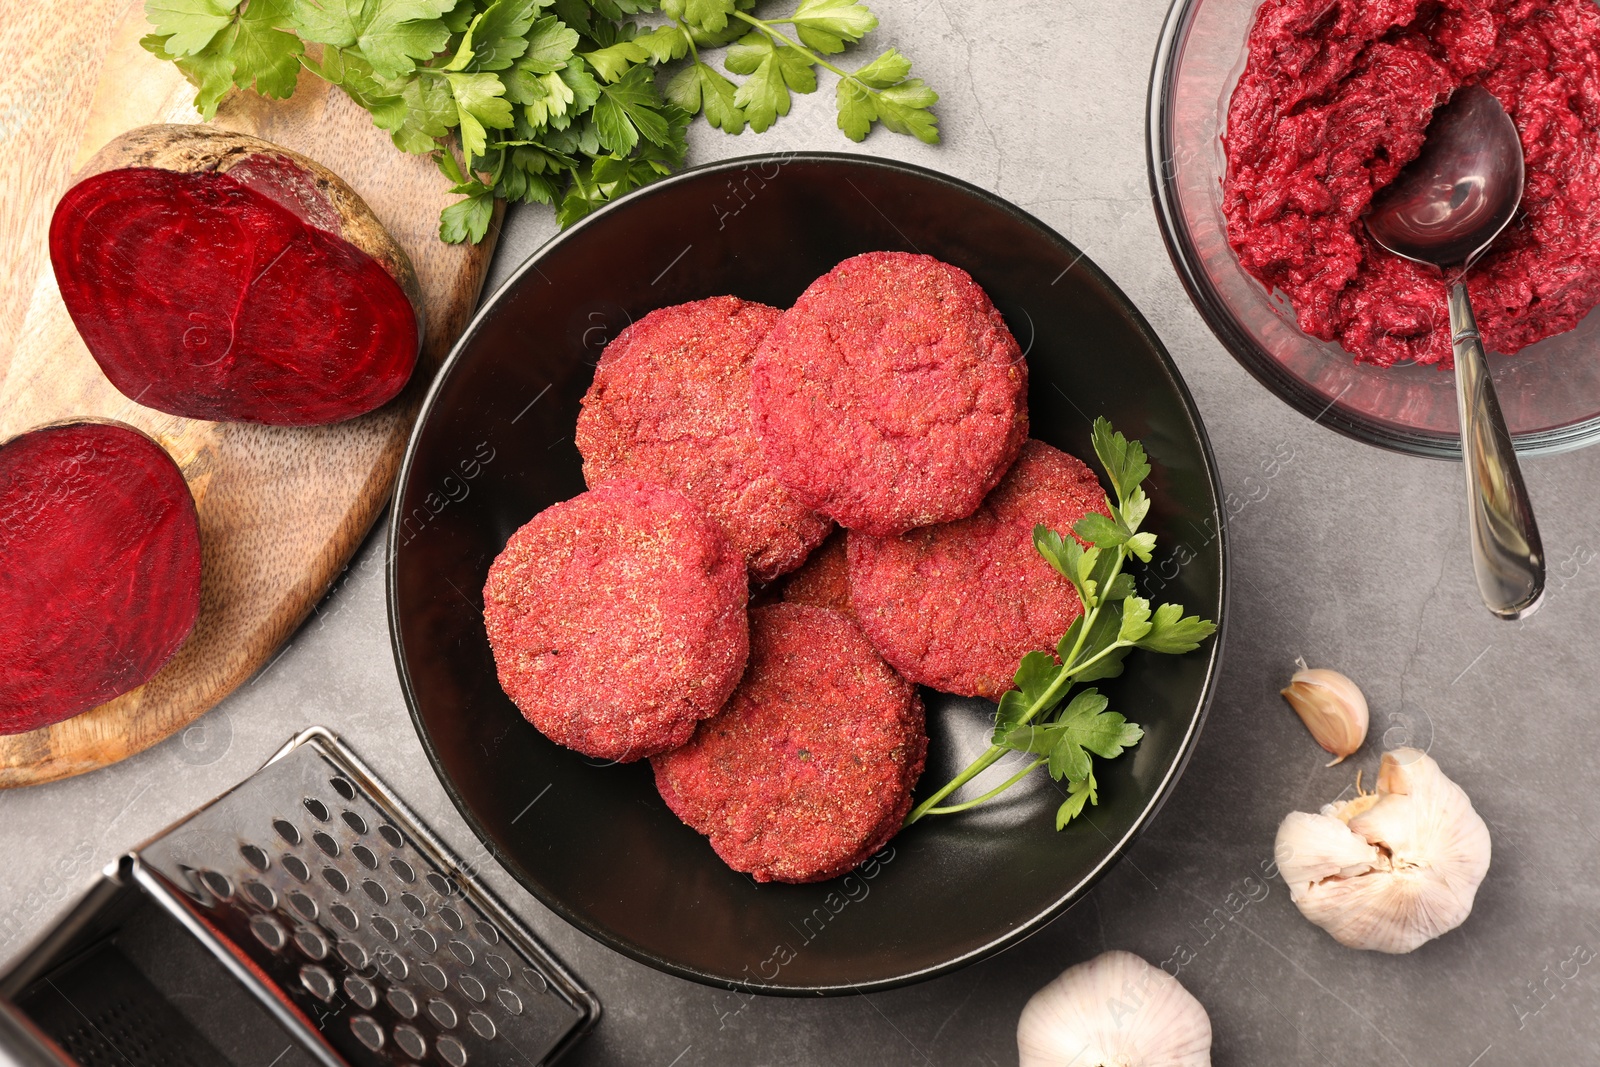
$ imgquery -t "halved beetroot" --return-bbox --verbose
[49,124,424,425]
[0,421,202,734]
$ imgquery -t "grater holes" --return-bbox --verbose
[379,824,405,848]
[288,891,318,922]
[240,843,269,871]
[386,988,420,1019]
[419,963,448,992]
[522,968,549,994]
[427,998,458,1029]
[496,988,522,1015]
[390,857,416,882]
[312,830,340,857]
[426,872,457,897]
[273,819,301,845]
[337,940,370,970]
[300,965,337,1002]
[330,776,357,801]
[350,1015,384,1051]
[243,881,276,909]
[372,915,400,942]
[394,1025,428,1060]
[437,1035,468,1067]
[322,867,350,893]
[250,914,286,951]
[468,1011,496,1039]
[294,928,329,960]
[343,810,368,834]
[473,920,500,945]
[344,975,378,1010]
[331,903,359,930]
[198,869,233,900]
[447,940,475,966]
[361,879,389,905]
[484,953,510,979]
[456,974,485,1003]
[303,797,330,821]
[377,949,410,981]
[401,892,426,918]
[412,928,438,954]
[352,844,378,869]
[282,854,311,882]
[439,906,463,931]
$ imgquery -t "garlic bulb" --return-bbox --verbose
[1275,748,1490,953]
[1281,665,1368,765]
[1017,950,1212,1067]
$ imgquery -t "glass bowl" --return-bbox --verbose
[1147,0,1600,457]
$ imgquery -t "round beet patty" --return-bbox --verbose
[849,440,1108,699]
[653,603,926,883]
[576,296,830,582]
[483,481,748,762]
[750,251,1028,535]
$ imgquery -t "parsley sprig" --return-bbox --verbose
[903,419,1217,832]
[141,0,938,243]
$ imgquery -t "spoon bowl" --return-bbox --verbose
[1365,86,1544,619]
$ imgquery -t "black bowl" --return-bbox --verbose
[387,153,1227,994]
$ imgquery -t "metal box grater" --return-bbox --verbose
[0,728,599,1066]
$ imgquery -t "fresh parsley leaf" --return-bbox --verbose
[440,189,496,242]
[1136,603,1217,655]
[790,0,876,54]
[632,22,691,62]
[1075,511,1127,550]
[1120,485,1151,532]
[1092,416,1151,504]
[660,0,735,32]
[1056,774,1096,829]
[665,61,745,133]
[147,0,241,55]
[448,71,513,162]
[517,14,579,72]
[594,65,672,153]
[472,0,542,69]
[292,0,453,79]
[726,32,815,132]
[581,38,649,81]
[1117,596,1153,644]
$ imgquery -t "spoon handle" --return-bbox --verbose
[1449,281,1545,619]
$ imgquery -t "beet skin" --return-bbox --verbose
[49,125,423,425]
[0,421,202,734]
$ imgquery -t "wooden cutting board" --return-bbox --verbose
[0,2,500,786]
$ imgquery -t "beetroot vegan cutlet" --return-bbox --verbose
[750,251,1028,536]
[576,296,831,582]
[849,440,1109,699]
[482,481,748,762]
[653,603,927,884]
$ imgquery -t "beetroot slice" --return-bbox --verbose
[0,421,202,734]
[49,125,423,426]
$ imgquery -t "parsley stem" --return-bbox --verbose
[919,757,1048,815]
[903,541,1132,827]
[729,11,879,95]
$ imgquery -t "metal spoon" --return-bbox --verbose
[1366,85,1544,620]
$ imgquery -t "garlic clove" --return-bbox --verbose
[1281,667,1369,765]
[1018,950,1212,1067]
[1274,748,1490,953]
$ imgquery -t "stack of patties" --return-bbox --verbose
[483,252,1109,884]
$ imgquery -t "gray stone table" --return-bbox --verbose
[5,1,1599,1063]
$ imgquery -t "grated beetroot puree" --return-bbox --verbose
[1223,0,1600,368]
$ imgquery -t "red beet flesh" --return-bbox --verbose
[0,422,202,734]
[50,163,420,425]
